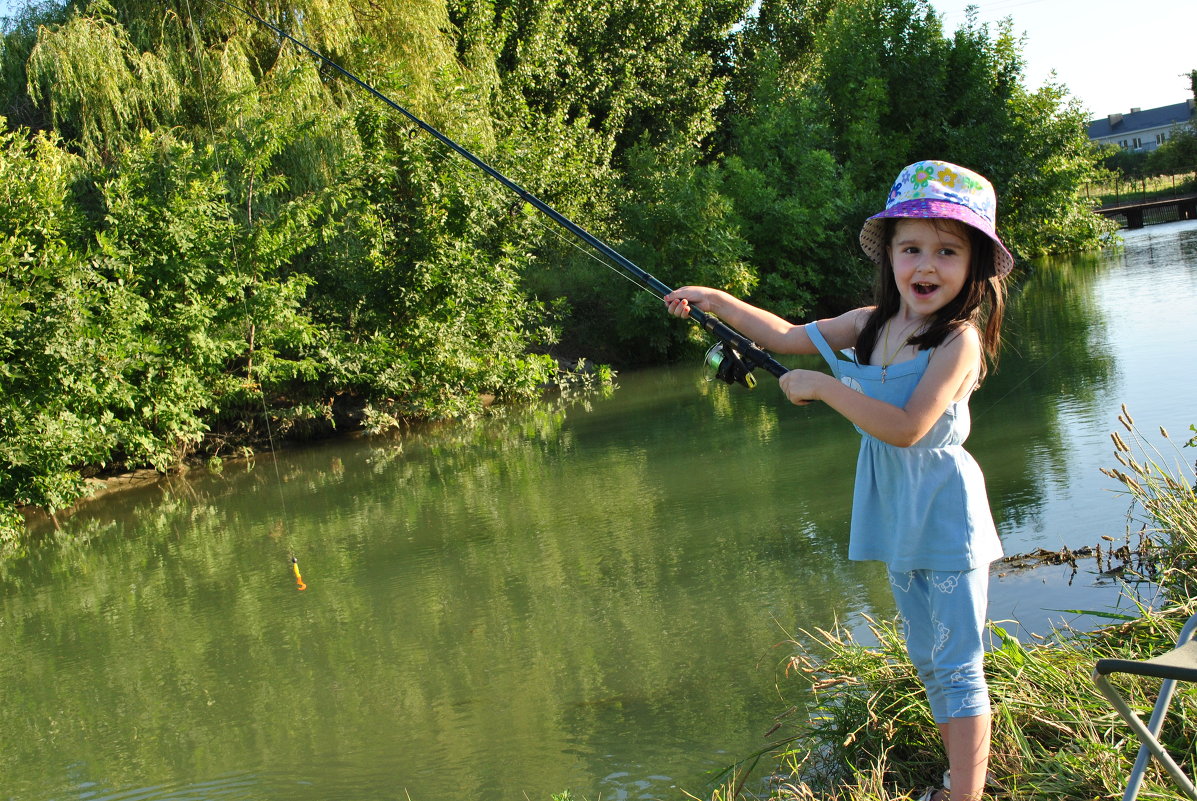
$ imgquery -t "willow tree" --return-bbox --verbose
[25,1,180,156]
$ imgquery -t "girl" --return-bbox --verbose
[665,161,1011,801]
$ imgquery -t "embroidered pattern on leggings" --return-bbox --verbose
[932,573,959,594]
[889,570,916,594]
[932,615,951,657]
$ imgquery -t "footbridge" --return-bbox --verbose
[1096,194,1197,229]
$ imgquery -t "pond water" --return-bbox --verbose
[6,221,1197,801]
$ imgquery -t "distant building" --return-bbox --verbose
[1088,99,1196,152]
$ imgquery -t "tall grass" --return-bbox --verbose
[1102,406,1197,594]
[738,408,1197,800]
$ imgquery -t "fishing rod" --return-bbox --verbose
[209,0,788,389]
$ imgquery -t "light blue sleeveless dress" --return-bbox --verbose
[805,321,1002,572]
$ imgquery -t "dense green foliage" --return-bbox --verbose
[1,0,1112,541]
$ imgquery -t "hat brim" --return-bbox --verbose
[859,199,1014,278]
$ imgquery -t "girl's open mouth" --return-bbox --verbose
[913,282,939,296]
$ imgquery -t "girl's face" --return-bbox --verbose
[887,218,972,316]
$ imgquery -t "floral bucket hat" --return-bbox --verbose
[859,160,1014,278]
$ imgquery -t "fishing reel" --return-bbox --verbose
[703,341,758,389]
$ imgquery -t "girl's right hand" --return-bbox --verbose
[663,286,722,319]
[779,368,826,406]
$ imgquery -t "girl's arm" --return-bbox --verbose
[664,287,868,356]
[779,326,982,447]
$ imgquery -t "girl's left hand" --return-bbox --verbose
[779,369,824,406]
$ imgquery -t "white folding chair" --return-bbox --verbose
[1093,611,1197,801]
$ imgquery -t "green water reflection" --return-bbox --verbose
[4,221,1196,801]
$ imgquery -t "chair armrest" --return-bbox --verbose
[1096,640,1197,683]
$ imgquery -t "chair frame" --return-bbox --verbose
[1093,612,1197,801]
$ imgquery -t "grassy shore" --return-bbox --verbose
[1088,172,1197,208]
[715,409,1197,801]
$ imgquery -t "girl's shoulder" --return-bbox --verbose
[928,323,984,396]
[815,306,874,348]
[938,321,982,351]
[840,305,876,335]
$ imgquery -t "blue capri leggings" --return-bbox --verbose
[887,567,991,723]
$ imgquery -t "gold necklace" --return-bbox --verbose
[879,317,922,382]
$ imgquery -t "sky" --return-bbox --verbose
[0,0,1192,121]
[932,0,1196,119]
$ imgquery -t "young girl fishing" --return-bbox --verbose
[665,161,1011,801]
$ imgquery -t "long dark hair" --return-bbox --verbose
[856,218,1006,383]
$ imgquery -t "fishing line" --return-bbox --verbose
[278,44,666,305]
[384,114,664,303]
[204,0,790,388]
[181,0,305,589]
[397,125,663,300]
[217,5,664,310]
[973,340,1063,420]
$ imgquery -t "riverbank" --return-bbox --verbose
[726,413,1197,801]
[15,357,614,537]
[748,595,1197,801]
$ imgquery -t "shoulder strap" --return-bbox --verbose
[805,322,843,377]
